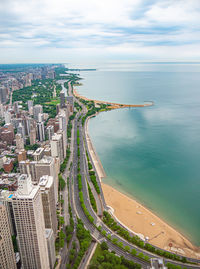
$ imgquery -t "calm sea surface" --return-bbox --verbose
[77,63,200,245]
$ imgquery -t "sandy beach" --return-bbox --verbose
[101,183,200,259]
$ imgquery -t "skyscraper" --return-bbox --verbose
[15,133,24,150]
[27,100,33,114]
[33,105,43,121]
[0,86,7,104]
[45,229,56,269]
[37,122,45,141]
[17,122,25,139]
[46,125,54,140]
[12,174,50,269]
[4,111,11,124]
[30,125,36,145]
[50,132,64,164]
[0,202,17,269]
[58,110,68,157]
[13,101,19,114]
[39,175,57,236]
[60,91,65,108]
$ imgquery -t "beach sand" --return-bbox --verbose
[78,86,200,260]
[101,182,200,259]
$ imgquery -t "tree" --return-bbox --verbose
[101,241,108,251]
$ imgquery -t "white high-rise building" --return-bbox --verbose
[38,113,44,123]
[0,104,5,118]
[46,125,54,140]
[0,202,17,269]
[50,132,64,164]
[15,133,24,150]
[4,111,11,124]
[33,105,43,121]
[12,174,50,269]
[17,122,25,139]
[58,110,68,158]
[39,175,57,236]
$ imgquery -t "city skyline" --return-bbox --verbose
[0,0,200,63]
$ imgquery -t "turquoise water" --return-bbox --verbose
[77,63,200,246]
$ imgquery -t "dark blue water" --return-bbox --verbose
[78,64,200,245]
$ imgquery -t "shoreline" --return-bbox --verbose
[75,86,200,259]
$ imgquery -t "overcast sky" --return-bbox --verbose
[0,0,200,63]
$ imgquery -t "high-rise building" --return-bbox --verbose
[39,175,57,236]
[33,105,43,121]
[38,113,44,123]
[0,104,4,118]
[19,157,58,202]
[15,133,24,150]
[46,125,54,140]
[0,86,7,104]
[13,101,19,114]
[30,125,36,145]
[12,174,50,269]
[17,122,25,139]
[27,100,33,114]
[50,132,64,164]
[35,157,58,202]
[60,91,65,108]
[45,229,56,269]
[0,202,17,269]
[33,147,44,161]
[66,96,74,114]
[58,110,67,158]
[4,111,11,124]
[37,122,45,141]
[17,150,27,162]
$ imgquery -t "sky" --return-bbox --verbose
[0,0,200,63]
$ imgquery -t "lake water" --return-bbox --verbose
[76,63,200,245]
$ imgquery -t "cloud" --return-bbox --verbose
[0,0,200,62]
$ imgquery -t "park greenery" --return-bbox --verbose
[58,174,66,191]
[60,148,71,173]
[66,219,92,269]
[102,211,188,263]
[55,228,65,251]
[12,79,62,118]
[87,183,97,213]
[25,143,40,151]
[77,173,82,191]
[89,243,141,269]
[79,191,94,224]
